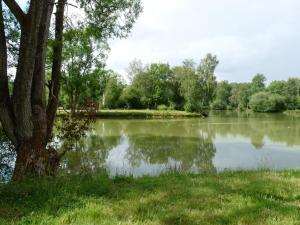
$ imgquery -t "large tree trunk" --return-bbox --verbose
[0,0,66,180]
[13,140,61,178]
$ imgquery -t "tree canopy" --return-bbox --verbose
[78,57,299,113]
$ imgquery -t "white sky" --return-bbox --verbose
[16,0,300,83]
[106,0,300,83]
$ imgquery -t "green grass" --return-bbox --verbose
[284,110,300,117]
[58,109,204,118]
[1,170,300,225]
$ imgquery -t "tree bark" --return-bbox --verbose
[32,0,55,142]
[47,0,66,141]
[12,0,44,141]
[0,0,66,179]
[13,140,60,178]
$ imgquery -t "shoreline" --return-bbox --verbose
[56,109,300,119]
[57,109,205,118]
[283,109,300,117]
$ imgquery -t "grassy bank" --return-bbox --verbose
[284,110,300,117]
[1,170,300,225]
[58,109,204,118]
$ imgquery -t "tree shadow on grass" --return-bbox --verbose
[1,171,300,225]
[0,172,111,223]
[108,172,300,225]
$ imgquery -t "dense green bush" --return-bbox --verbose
[157,104,168,111]
[211,99,227,110]
[103,78,124,109]
[297,97,300,109]
[249,92,285,112]
[285,96,300,110]
[184,102,202,112]
[168,101,176,110]
[119,86,142,109]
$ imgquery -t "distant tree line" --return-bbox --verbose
[59,54,300,113]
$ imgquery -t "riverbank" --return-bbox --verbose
[1,170,300,225]
[58,109,204,118]
[284,110,300,117]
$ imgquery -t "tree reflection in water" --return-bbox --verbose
[2,113,300,179]
[60,119,217,175]
[122,119,216,173]
[60,120,123,174]
[125,135,216,173]
[207,111,300,149]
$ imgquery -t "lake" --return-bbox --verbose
[1,112,300,180]
[60,111,300,177]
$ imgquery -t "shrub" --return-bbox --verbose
[249,92,285,112]
[184,102,201,112]
[103,78,124,109]
[119,86,142,109]
[157,104,168,111]
[211,99,227,110]
[297,97,300,109]
[168,101,176,110]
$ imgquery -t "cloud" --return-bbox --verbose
[14,0,300,82]
[107,0,300,83]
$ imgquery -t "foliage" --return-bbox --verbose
[75,0,142,40]
[130,63,175,109]
[59,27,110,112]
[250,73,266,94]
[96,57,298,113]
[103,75,124,109]
[249,92,285,112]
[268,80,286,95]
[211,81,231,110]
[228,83,252,110]
[119,86,142,109]
[197,53,219,107]
[157,104,168,111]
[284,78,300,110]
[126,59,144,82]
[53,0,143,113]
[55,103,97,154]
[171,65,191,109]
[116,56,219,113]
[173,61,201,112]
[57,51,299,113]
[50,37,299,115]
[211,99,227,110]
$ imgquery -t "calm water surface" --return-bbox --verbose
[1,112,300,180]
[62,112,300,176]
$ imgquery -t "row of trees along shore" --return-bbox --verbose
[60,55,300,113]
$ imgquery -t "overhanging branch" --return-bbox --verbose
[3,0,26,26]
